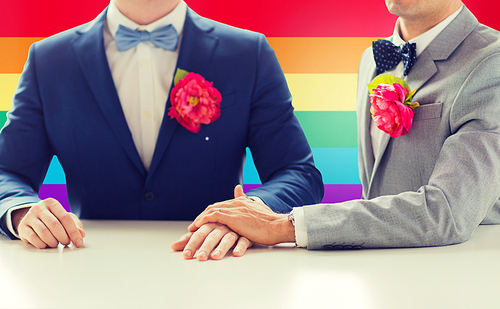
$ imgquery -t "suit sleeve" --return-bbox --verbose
[303,52,500,249]
[0,44,52,238]
[244,35,324,213]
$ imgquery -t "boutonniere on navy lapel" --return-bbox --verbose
[368,74,419,138]
[168,68,222,133]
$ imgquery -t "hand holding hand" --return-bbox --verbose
[15,198,85,249]
[171,222,253,261]
[188,185,295,246]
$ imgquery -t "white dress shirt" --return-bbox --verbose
[105,0,187,171]
[293,5,463,248]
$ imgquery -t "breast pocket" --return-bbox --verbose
[413,102,443,121]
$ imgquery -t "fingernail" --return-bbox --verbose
[212,250,221,258]
[75,239,83,248]
[183,249,192,258]
[197,251,207,260]
[234,247,241,254]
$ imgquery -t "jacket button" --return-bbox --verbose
[144,191,155,202]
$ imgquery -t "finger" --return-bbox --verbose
[187,202,221,232]
[196,225,230,261]
[182,223,217,259]
[70,213,86,238]
[188,202,225,231]
[29,219,59,248]
[234,185,246,198]
[39,210,71,246]
[211,231,239,260]
[48,204,83,248]
[233,237,254,257]
[193,206,226,228]
[195,209,234,229]
[170,232,193,251]
[18,225,47,249]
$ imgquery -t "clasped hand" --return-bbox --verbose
[15,198,85,249]
[172,185,294,260]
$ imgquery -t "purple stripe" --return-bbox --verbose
[321,184,362,203]
[39,184,363,214]
[244,184,362,204]
[39,184,70,212]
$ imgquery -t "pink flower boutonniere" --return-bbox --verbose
[168,69,222,133]
[368,74,420,138]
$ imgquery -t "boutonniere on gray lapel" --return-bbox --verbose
[168,68,222,133]
[368,74,419,138]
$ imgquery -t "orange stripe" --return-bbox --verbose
[268,37,377,74]
[2,37,377,74]
[0,38,43,73]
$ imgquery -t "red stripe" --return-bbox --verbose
[2,0,392,37]
[0,1,498,38]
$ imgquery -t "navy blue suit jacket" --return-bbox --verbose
[0,8,323,238]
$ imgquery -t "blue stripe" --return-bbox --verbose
[43,148,361,185]
[243,147,360,185]
[42,156,66,184]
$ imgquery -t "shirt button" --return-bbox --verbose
[141,60,149,67]
[144,191,155,202]
[144,112,152,119]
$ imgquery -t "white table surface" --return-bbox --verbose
[0,220,499,309]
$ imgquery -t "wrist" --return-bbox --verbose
[274,214,296,244]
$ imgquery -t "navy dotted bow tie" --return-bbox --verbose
[372,39,417,76]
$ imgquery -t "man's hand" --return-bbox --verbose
[171,186,255,260]
[171,223,253,261]
[15,198,85,249]
[188,185,296,246]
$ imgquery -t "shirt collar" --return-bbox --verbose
[392,4,463,57]
[107,0,187,39]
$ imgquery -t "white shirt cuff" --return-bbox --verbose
[5,203,36,238]
[293,206,308,247]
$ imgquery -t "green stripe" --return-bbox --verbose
[295,111,357,148]
[0,111,6,129]
[0,111,358,148]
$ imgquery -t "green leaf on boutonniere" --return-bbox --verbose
[173,68,190,86]
[368,74,409,94]
[405,88,417,105]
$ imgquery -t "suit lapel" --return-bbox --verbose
[72,9,147,176]
[147,8,218,178]
[358,61,377,191]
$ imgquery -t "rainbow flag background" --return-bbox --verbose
[1,0,499,210]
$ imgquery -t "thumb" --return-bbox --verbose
[234,184,246,198]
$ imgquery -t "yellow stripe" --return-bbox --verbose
[286,73,357,111]
[1,73,357,112]
[0,74,20,111]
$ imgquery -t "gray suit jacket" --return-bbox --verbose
[303,7,500,249]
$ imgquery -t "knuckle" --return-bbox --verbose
[67,229,81,240]
[57,213,71,223]
[38,227,51,238]
[21,229,36,241]
[225,232,238,242]
[47,219,60,230]
[192,230,208,241]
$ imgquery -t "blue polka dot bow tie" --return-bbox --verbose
[372,39,417,76]
[114,24,179,52]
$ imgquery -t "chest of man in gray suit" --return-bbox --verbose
[178,0,500,255]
